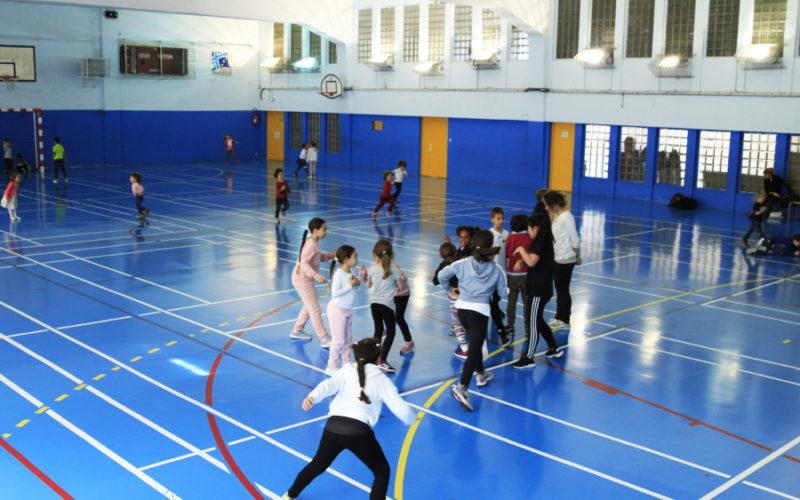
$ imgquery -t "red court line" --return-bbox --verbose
[0,436,74,500]
[204,299,300,500]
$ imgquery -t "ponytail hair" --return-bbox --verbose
[471,230,501,262]
[528,213,554,244]
[296,217,326,275]
[352,338,381,404]
[439,242,457,264]
[328,245,357,290]
[372,240,394,279]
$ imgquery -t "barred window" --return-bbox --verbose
[327,114,340,154]
[453,6,472,61]
[482,9,502,53]
[380,8,395,57]
[309,32,321,61]
[510,26,529,60]
[308,113,321,149]
[403,5,420,62]
[556,0,580,58]
[584,125,611,179]
[657,129,688,186]
[620,127,648,182]
[788,136,800,195]
[706,0,739,56]
[753,0,786,56]
[428,4,445,61]
[290,112,303,150]
[591,0,616,48]
[697,131,730,190]
[740,133,776,193]
[626,0,654,58]
[665,0,695,56]
[328,41,337,64]
[358,9,372,63]
[273,23,284,58]
[290,24,303,62]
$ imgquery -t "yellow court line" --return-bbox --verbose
[2,433,9,438]
[74,384,86,391]
[130,356,142,362]
[201,329,208,333]
[148,348,160,354]
[254,312,263,316]
[93,373,106,381]
[55,394,68,402]
[16,420,29,428]
[111,366,121,371]
[189,334,196,337]
[166,341,177,346]
[35,406,49,414]
[236,317,247,321]
[218,322,228,327]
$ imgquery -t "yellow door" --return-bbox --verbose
[549,123,575,192]
[420,117,448,178]
[267,111,284,161]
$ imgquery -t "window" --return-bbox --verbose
[706,0,739,56]
[428,4,445,61]
[273,23,284,57]
[556,0,580,59]
[697,131,730,190]
[380,8,395,57]
[482,9,502,53]
[665,0,695,56]
[308,113,321,148]
[657,129,688,186]
[510,26,529,60]
[290,112,303,150]
[788,136,800,195]
[328,41,337,64]
[620,127,648,182]
[590,0,616,48]
[327,114,340,154]
[309,32,321,61]
[358,9,372,63]
[290,24,302,62]
[753,0,786,56]
[740,133,776,192]
[584,125,611,179]
[403,5,420,62]
[626,0,654,58]
[453,6,472,61]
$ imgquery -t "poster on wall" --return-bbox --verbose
[211,51,231,75]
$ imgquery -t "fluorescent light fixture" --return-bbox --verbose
[260,57,282,69]
[413,60,444,75]
[470,50,500,69]
[574,48,613,68]
[648,54,692,78]
[735,43,782,70]
[369,53,394,71]
[292,57,319,72]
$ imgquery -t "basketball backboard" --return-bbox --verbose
[0,45,36,82]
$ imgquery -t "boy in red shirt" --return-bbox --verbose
[372,171,395,218]
[224,133,239,167]
[505,214,533,334]
[274,168,291,224]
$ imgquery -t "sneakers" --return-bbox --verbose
[320,338,331,349]
[372,211,378,219]
[548,318,570,329]
[289,330,313,340]
[144,207,150,217]
[53,179,58,184]
[136,214,146,220]
[545,347,564,358]
[274,217,280,224]
[741,238,749,247]
[324,365,339,376]
[385,210,392,217]
[379,361,396,373]
[453,347,468,360]
[506,324,515,334]
[399,341,414,354]
[512,356,536,369]
[451,384,473,411]
[499,332,512,347]
[282,494,296,500]
[475,371,493,387]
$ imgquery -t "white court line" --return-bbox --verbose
[579,279,699,302]
[741,481,800,500]
[0,372,182,500]
[699,433,800,499]
[716,297,800,318]
[702,304,800,326]
[0,228,43,246]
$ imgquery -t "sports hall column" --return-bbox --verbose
[266,111,284,163]
[550,123,575,192]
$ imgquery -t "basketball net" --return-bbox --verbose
[2,76,17,90]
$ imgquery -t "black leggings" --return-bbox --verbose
[392,182,402,200]
[489,290,506,333]
[53,159,67,179]
[393,295,412,342]
[275,197,289,218]
[294,159,308,175]
[371,303,396,360]
[524,295,558,358]
[553,262,575,324]
[287,420,390,500]
[457,308,488,388]
[743,219,766,242]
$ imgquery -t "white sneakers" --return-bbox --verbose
[548,318,570,329]
[289,330,313,340]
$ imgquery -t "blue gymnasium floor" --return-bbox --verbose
[1,161,799,500]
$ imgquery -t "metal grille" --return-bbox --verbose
[403,5,419,62]
[358,9,372,63]
[309,32,321,61]
[328,41,337,64]
[381,8,395,57]
[308,113,321,148]
[706,0,739,56]
[619,127,648,182]
[584,125,611,179]
[788,136,800,195]
[428,4,445,61]
[482,9,502,53]
[510,26,529,60]
[753,0,786,56]
[327,114,340,154]
[697,131,730,190]
[556,0,581,59]
[290,24,302,62]
[273,23,284,58]
[626,0,654,58]
[290,112,303,150]
[740,133,776,193]
[665,0,696,56]
[590,0,616,48]
[657,129,688,186]
[453,6,472,61]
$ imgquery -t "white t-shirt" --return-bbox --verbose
[331,268,359,309]
[393,168,408,183]
[307,147,318,162]
[552,211,580,263]
[367,263,400,308]
[299,148,307,160]
[489,227,509,269]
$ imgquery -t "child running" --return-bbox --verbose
[130,172,150,221]
[392,261,414,354]
[2,172,22,221]
[360,240,402,372]
[505,214,532,334]
[274,168,291,223]
[488,207,511,345]
[742,191,769,247]
[282,338,417,500]
[432,242,469,358]
[223,133,239,166]
[325,245,362,375]
[294,143,309,176]
[437,230,508,411]
[392,160,408,202]
[52,137,68,184]
[290,217,335,347]
[512,213,564,369]
[372,171,396,218]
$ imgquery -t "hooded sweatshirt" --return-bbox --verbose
[436,256,508,316]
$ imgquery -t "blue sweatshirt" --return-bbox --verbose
[436,256,508,304]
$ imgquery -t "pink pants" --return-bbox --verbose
[326,301,353,369]
[449,295,467,346]
[292,272,329,341]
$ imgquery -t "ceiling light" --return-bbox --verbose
[413,60,444,76]
[369,53,394,71]
[574,48,614,68]
[470,50,499,69]
[735,43,782,70]
[649,54,692,78]
[292,57,319,72]
[260,57,285,71]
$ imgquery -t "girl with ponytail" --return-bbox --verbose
[283,338,417,500]
[359,240,402,373]
[290,217,335,346]
[324,245,365,375]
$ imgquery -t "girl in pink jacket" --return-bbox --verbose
[290,217,335,346]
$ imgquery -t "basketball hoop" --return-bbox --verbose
[319,74,344,99]
[2,76,18,90]
[317,91,336,98]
